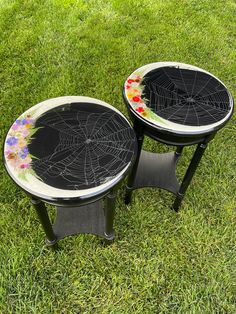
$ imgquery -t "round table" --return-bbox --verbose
[123,62,234,211]
[3,96,137,246]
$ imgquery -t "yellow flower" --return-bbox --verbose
[18,137,27,148]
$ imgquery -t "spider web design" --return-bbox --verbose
[142,67,231,126]
[28,103,136,190]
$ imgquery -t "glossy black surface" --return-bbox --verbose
[28,102,136,190]
[142,67,231,126]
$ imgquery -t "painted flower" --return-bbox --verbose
[127,79,135,84]
[12,124,19,131]
[5,114,37,181]
[7,152,16,160]
[18,137,27,148]
[136,107,145,113]
[6,136,18,146]
[126,72,167,126]
[18,147,29,159]
[135,76,142,82]
[132,96,141,102]
[140,111,148,117]
[20,163,30,169]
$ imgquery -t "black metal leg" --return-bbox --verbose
[172,142,208,212]
[103,190,117,241]
[175,146,184,156]
[125,121,144,204]
[31,198,57,246]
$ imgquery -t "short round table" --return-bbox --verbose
[3,96,137,246]
[123,62,234,211]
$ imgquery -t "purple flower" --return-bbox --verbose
[19,147,29,159]
[21,119,28,125]
[6,136,18,146]
[15,119,23,125]
[22,146,29,154]
[26,118,34,124]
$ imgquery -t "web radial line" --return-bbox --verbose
[87,149,97,185]
[48,138,85,159]
[162,68,184,93]
[35,146,86,177]
[191,103,200,126]
[95,145,127,165]
[147,81,186,100]
[85,111,110,138]
[76,113,89,139]
[164,101,187,120]
[179,68,191,98]
[83,146,89,185]
[39,120,83,139]
[94,127,132,140]
[90,113,116,139]
[96,139,133,144]
[190,71,198,97]
[182,104,191,125]
[196,99,229,105]
[192,76,213,98]
[146,84,184,102]
[149,98,189,113]
[196,98,229,107]
[96,142,134,153]
[53,111,85,137]
[195,90,228,100]
[196,101,228,113]
[195,102,219,121]
[36,141,85,165]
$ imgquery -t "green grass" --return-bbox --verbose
[0,0,236,313]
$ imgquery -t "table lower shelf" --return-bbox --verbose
[52,200,110,240]
[132,150,180,194]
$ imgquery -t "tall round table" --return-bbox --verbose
[3,96,137,246]
[123,62,234,211]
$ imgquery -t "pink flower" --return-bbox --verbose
[12,124,19,131]
[20,163,30,169]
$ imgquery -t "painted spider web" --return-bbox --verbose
[142,67,231,126]
[28,103,136,190]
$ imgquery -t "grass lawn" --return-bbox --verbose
[0,0,235,313]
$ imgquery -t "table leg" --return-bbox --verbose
[104,190,117,241]
[175,146,184,156]
[125,121,144,204]
[172,142,208,212]
[31,198,57,246]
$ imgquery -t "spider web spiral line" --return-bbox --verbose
[30,107,135,190]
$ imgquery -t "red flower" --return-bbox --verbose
[132,96,141,102]
[125,85,131,89]
[127,79,135,84]
[136,107,145,113]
